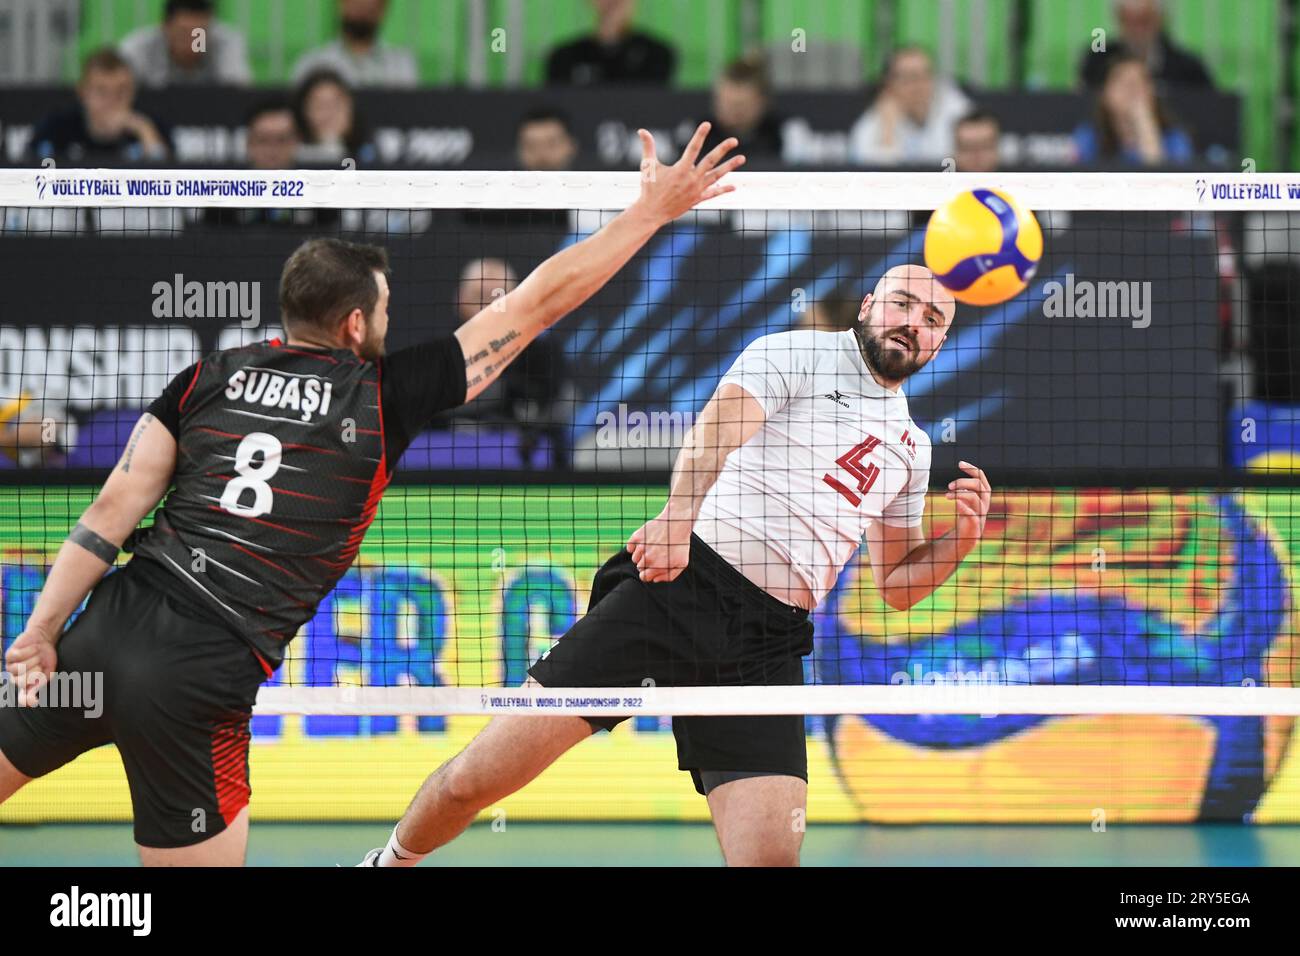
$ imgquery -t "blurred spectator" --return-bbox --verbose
[453,259,573,467]
[701,57,783,160]
[1073,54,1194,166]
[202,99,342,228]
[848,47,970,167]
[291,0,418,88]
[244,99,301,170]
[0,390,78,469]
[31,48,170,164]
[1080,0,1213,90]
[953,109,1002,173]
[517,108,579,171]
[546,0,675,86]
[293,69,377,165]
[118,0,252,88]
[796,296,860,333]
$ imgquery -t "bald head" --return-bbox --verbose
[457,258,518,323]
[856,264,954,386]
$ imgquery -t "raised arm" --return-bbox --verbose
[4,413,176,703]
[627,383,767,583]
[455,122,745,403]
[863,460,991,611]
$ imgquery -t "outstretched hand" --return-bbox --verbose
[634,122,745,226]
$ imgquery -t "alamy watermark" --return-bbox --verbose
[595,403,697,452]
[152,273,260,328]
[1042,273,1151,329]
[0,669,103,717]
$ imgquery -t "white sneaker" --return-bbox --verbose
[356,847,383,867]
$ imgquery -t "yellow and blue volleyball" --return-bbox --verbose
[924,188,1043,306]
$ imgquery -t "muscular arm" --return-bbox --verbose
[20,413,176,640]
[628,383,767,582]
[864,461,991,611]
[455,204,664,403]
[455,122,744,404]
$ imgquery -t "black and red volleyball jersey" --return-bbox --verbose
[128,335,465,669]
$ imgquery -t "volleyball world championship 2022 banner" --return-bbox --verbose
[1,486,1297,824]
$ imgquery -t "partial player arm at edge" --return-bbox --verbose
[22,413,176,642]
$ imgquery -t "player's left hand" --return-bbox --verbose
[4,625,58,707]
[633,122,746,226]
[947,460,991,547]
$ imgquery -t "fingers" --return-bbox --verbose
[957,460,989,488]
[678,121,711,167]
[697,136,739,173]
[704,153,746,184]
[699,183,737,203]
[638,128,656,167]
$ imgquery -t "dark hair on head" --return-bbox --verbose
[245,97,295,129]
[516,106,574,137]
[720,56,769,93]
[1092,51,1181,157]
[164,0,215,18]
[955,108,1001,132]
[292,68,367,152]
[80,46,133,81]
[279,238,390,335]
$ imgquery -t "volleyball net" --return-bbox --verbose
[0,168,1297,723]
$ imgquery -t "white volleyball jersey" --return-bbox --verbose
[694,329,931,608]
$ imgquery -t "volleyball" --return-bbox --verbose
[924,188,1043,306]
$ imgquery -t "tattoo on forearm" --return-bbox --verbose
[464,348,489,367]
[121,413,152,473]
[69,521,119,564]
[489,329,520,353]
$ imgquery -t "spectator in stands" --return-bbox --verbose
[0,389,78,470]
[291,0,418,87]
[517,108,579,171]
[244,99,301,170]
[118,0,252,88]
[848,47,970,167]
[796,296,860,333]
[293,69,377,165]
[701,57,783,160]
[953,109,1002,173]
[546,0,675,86]
[202,99,341,228]
[1073,53,1194,166]
[453,258,574,468]
[31,48,170,164]
[1079,0,1213,90]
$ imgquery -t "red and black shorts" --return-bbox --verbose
[0,557,266,848]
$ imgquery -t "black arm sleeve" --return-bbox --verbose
[380,335,468,465]
[146,361,201,439]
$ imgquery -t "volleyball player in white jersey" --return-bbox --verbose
[363,263,991,867]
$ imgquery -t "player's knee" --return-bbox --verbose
[438,759,495,814]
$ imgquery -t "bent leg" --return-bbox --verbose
[706,774,806,867]
[396,710,595,854]
[138,806,248,867]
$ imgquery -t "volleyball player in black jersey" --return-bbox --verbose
[0,123,743,865]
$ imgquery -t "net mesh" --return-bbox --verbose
[0,169,1296,726]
